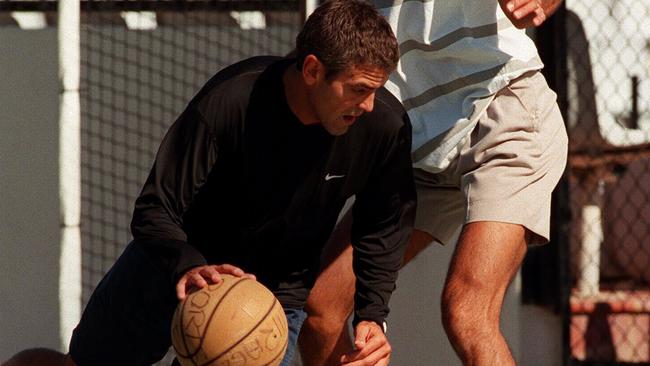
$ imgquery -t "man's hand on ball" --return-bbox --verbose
[340,321,391,366]
[176,264,256,300]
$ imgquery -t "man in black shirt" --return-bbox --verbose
[67,1,415,366]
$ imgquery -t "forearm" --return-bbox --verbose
[134,237,207,286]
[131,106,218,285]
[132,198,206,285]
[351,198,415,325]
[351,245,401,326]
[352,120,416,325]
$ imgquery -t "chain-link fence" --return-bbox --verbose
[79,0,301,306]
[565,0,650,364]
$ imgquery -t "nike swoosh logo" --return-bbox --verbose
[325,173,346,181]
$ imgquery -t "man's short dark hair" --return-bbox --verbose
[295,0,399,78]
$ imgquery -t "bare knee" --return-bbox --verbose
[299,290,354,366]
[304,300,353,336]
[441,273,507,351]
[441,283,468,337]
[302,241,355,336]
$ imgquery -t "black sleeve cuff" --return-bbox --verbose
[134,238,207,287]
[352,314,387,333]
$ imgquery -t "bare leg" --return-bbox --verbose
[441,221,528,366]
[299,243,355,366]
[299,210,355,366]
[402,229,436,264]
[299,213,433,366]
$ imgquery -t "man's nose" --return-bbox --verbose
[358,92,375,113]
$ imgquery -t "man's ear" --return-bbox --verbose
[302,54,324,86]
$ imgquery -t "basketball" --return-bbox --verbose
[171,275,288,366]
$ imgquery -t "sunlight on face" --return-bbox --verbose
[314,65,389,136]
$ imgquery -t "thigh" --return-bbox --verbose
[305,206,356,317]
[69,242,178,366]
[459,71,568,245]
[450,221,529,286]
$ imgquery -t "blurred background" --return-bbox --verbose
[1,0,649,365]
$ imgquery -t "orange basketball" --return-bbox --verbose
[171,275,288,366]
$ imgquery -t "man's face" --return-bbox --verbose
[311,64,389,136]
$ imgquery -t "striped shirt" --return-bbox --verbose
[372,0,544,172]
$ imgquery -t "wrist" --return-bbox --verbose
[356,319,388,333]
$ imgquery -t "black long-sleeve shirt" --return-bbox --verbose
[131,56,416,326]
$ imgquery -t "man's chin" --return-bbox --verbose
[327,126,349,136]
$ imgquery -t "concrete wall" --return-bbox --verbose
[0,26,563,365]
[0,28,62,359]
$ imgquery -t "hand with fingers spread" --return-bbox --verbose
[340,321,391,366]
[175,264,256,301]
[498,0,562,28]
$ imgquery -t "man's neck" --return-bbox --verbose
[283,65,318,125]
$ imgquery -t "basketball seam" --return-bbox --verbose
[199,293,280,366]
[188,277,246,359]
[178,276,244,361]
[176,286,193,362]
[262,327,290,366]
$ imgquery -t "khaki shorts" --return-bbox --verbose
[414,71,568,246]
